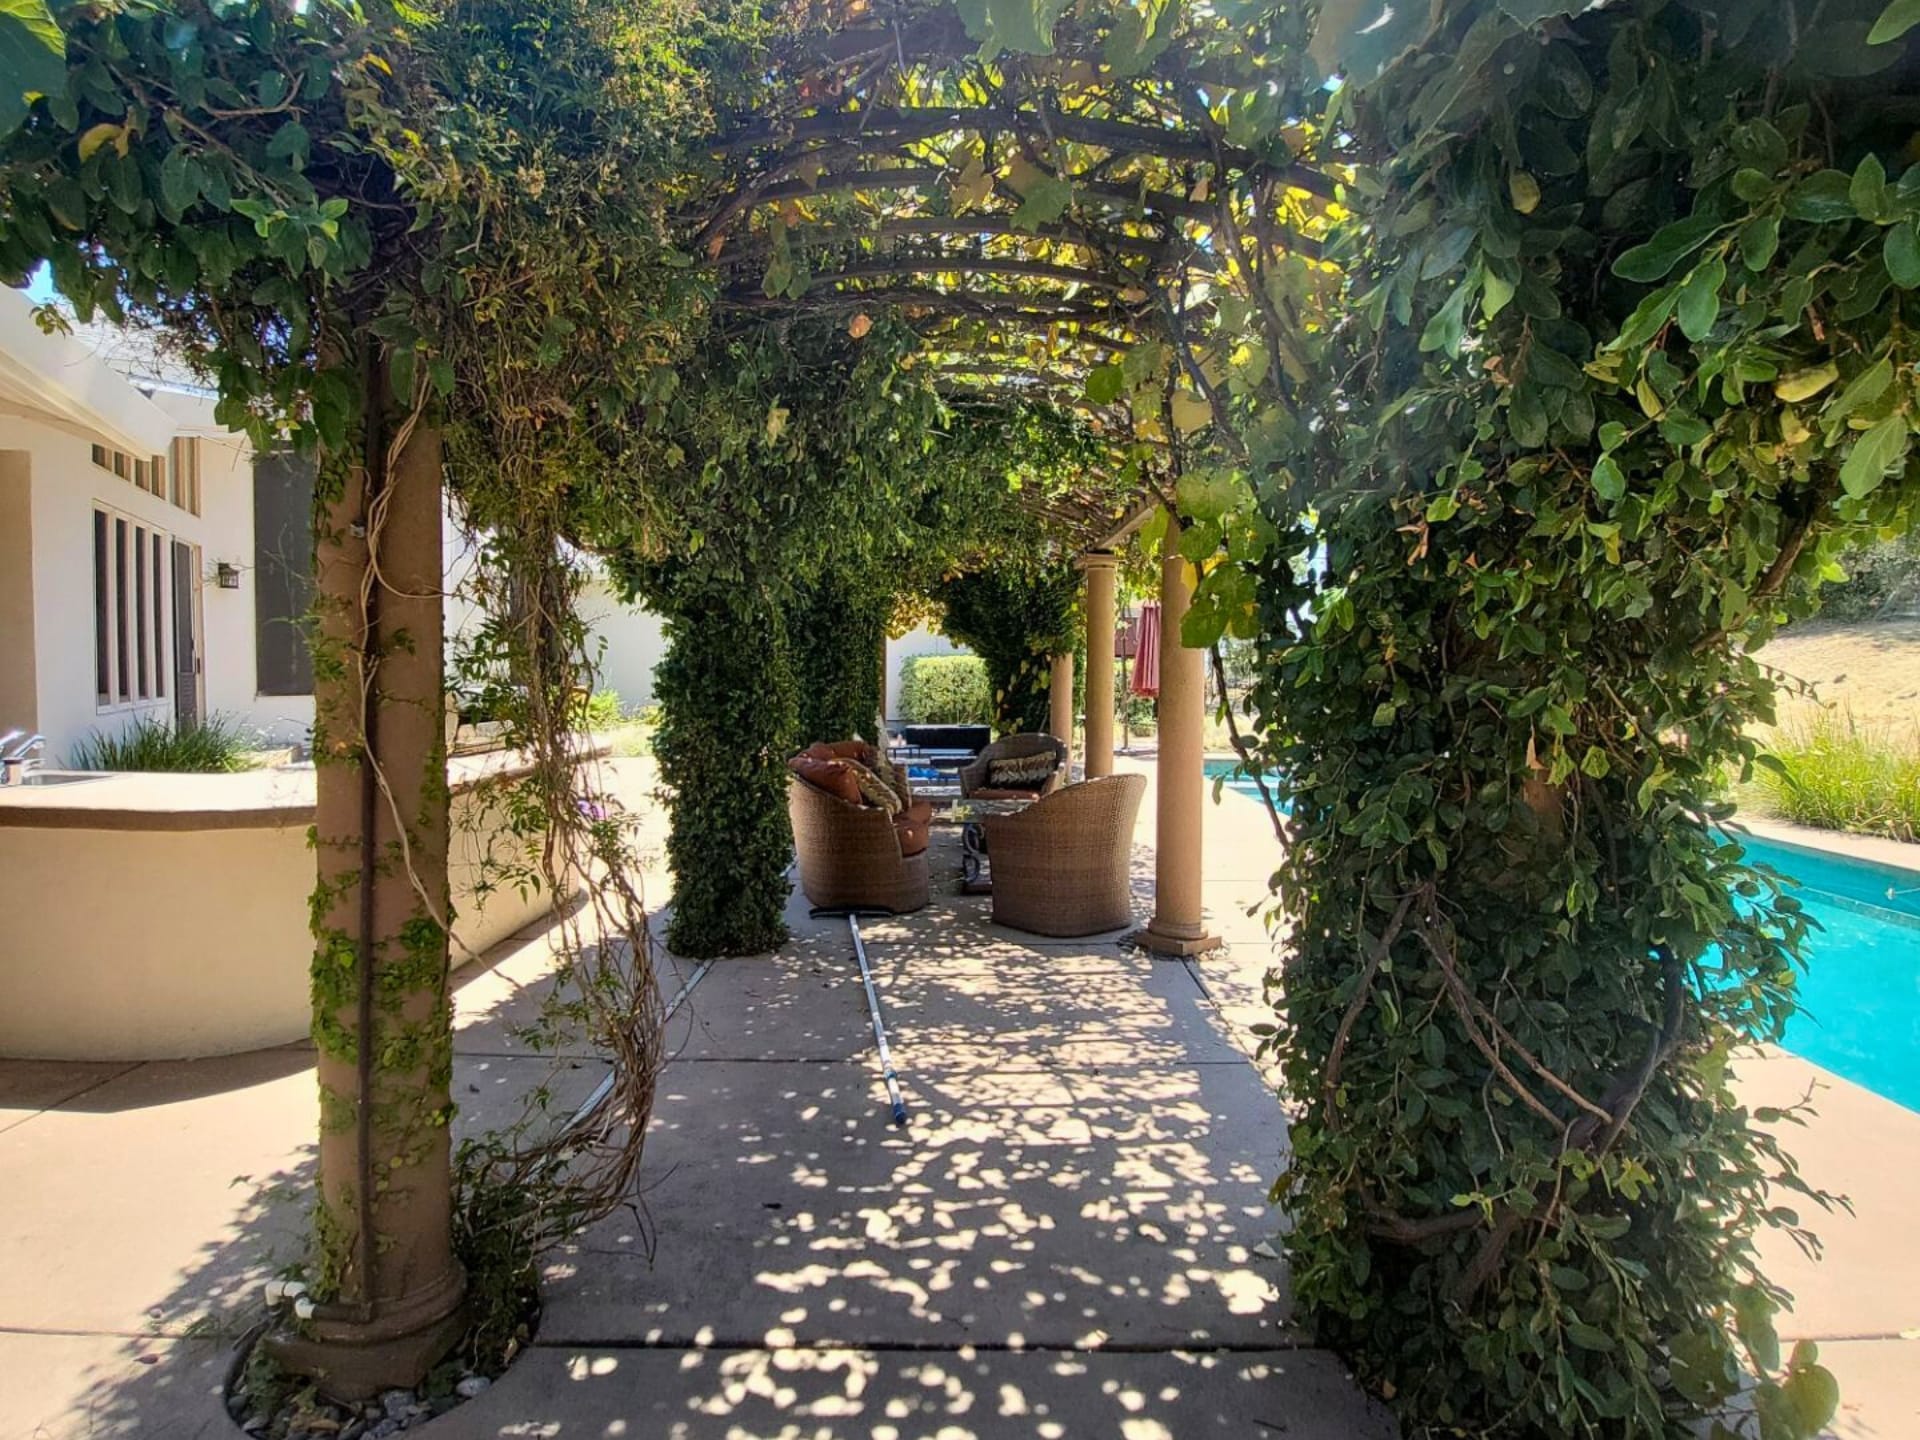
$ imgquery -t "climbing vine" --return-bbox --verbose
[1176,3,1920,1435]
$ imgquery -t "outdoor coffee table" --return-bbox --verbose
[946,796,1038,894]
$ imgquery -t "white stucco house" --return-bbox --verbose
[0,286,666,766]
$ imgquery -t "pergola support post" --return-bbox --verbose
[1048,650,1074,771]
[269,374,465,1399]
[1081,551,1116,778]
[1140,515,1219,958]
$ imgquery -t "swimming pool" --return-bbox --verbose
[1201,760,1920,1114]
[1738,833,1920,1114]
[1204,756,1285,805]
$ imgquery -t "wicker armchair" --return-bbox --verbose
[788,777,930,914]
[958,732,1068,799]
[980,774,1146,936]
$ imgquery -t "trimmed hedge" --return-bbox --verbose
[897,654,991,725]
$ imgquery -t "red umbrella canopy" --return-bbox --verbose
[1132,602,1161,697]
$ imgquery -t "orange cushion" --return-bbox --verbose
[793,757,864,807]
[893,798,933,857]
[804,742,838,762]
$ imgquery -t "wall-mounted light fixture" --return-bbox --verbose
[214,562,241,590]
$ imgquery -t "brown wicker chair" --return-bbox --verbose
[980,774,1146,936]
[788,777,931,914]
[958,732,1068,799]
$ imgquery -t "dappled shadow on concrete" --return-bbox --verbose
[441,1345,1396,1440]
[0,771,1386,1439]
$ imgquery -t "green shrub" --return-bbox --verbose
[898,654,991,725]
[68,713,255,773]
[573,688,627,729]
[1755,711,1920,841]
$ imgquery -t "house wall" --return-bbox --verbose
[0,452,36,730]
[885,623,966,720]
[580,576,668,711]
[2,409,201,761]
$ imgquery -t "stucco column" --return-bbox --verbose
[1048,650,1074,772]
[1141,515,1218,957]
[1082,551,1117,778]
[270,365,465,1398]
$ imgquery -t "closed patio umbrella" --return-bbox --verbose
[1132,601,1161,698]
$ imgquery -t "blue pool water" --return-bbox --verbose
[1201,758,1920,1113]
[1740,835,1920,1114]
[1205,757,1285,805]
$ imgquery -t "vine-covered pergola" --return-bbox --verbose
[3,0,1914,1435]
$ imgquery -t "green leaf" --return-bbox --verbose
[1782,1362,1841,1432]
[0,0,65,135]
[1887,221,1920,287]
[1426,493,1459,522]
[1592,454,1626,501]
[1482,269,1516,320]
[1612,215,1722,283]
[159,147,200,216]
[1740,214,1780,272]
[1566,1321,1616,1352]
[1010,174,1071,230]
[1419,280,1472,356]
[1084,364,1124,405]
[1869,0,1920,44]
[1840,414,1910,497]
[1676,257,1726,342]
[1786,170,1859,222]
[1851,152,1890,220]
[1829,357,1893,424]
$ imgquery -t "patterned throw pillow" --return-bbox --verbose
[869,742,911,807]
[846,761,903,816]
[987,753,1055,789]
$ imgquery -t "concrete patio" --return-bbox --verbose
[1,758,1915,1438]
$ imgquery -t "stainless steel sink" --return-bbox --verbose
[15,771,110,787]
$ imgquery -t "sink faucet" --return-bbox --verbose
[1,733,45,785]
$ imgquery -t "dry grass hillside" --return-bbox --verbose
[1753,620,1920,739]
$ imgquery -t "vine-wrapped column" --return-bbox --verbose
[654,587,798,957]
[273,383,465,1398]
[1081,551,1117,777]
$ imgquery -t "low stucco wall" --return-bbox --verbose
[0,769,569,1061]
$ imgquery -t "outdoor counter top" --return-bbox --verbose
[0,744,605,831]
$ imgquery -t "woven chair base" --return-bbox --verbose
[982,774,1147,938]
[789,778,931,915]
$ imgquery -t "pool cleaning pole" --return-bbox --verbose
[848,915,909,1126]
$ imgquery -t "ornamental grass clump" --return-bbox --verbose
[68,714,255,773]
[1757,712,1920,841]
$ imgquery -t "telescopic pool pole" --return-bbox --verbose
[847,914,908,1126]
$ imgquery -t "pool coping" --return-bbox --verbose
[1726,815,1920,879]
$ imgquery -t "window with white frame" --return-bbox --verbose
[92,504,168,709]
